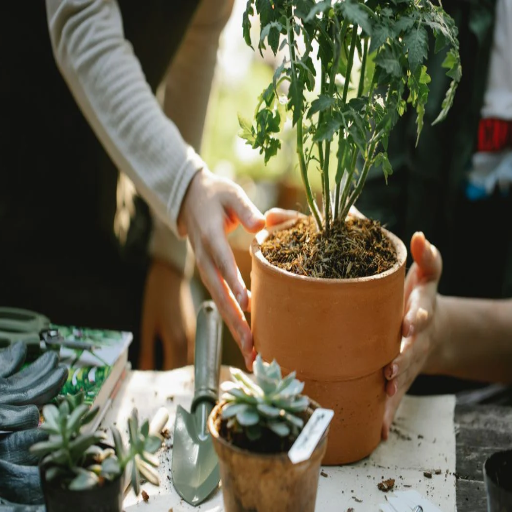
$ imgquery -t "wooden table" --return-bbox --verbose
[455,403,512,511]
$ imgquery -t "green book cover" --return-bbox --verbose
[54,325,132,407]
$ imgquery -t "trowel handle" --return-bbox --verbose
[191,301,223,412]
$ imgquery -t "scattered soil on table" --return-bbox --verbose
[141,490,149,502]
[261,216,397,279]
[320,470,328,478]
[377,478,395,492]
[424,471,433,479]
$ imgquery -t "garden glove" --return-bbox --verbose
[0,342,68,506]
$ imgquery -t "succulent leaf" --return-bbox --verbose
[221,355,309,444]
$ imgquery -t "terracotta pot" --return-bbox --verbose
[250,219,407,465]
[208,403,327,512]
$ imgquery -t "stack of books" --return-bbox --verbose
[55,325,132,432]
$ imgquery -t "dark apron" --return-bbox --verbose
[0,1,201,362]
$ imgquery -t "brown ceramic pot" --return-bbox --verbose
[208,403,327,512]
[250,219,407,465]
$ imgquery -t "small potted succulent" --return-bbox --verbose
[208,355,328,512]
[484,449,512,512]
[30,392,161,512]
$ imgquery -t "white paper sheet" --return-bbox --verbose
[100,368,456,512]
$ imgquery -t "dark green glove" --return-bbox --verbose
[0,342,69,505]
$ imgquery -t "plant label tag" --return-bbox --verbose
[288,408,334,464]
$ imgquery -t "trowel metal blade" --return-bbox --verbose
[171,404,219,506]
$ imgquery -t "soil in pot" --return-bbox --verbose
[484,449,512,511]
[251,214,406,465]
[40,465,124,512]
[261,216,397,279]
[209,403,327,512]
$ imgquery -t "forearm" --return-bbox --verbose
[428,295,512,383]
[45,0,204,234]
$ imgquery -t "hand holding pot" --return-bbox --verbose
[178,169,265,370]
[382,232,443,439]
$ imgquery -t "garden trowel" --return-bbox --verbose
[171,301,223,506]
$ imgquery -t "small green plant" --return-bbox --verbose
[240,0,460,233]
[221,354,309,441]
[30,392,161,495]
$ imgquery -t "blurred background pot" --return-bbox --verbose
[484,449,512,512]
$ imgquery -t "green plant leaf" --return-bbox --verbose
[375,45,401,77]
[257,403,281,418]
[100,457,121,479]
[68,432,105,460]
[143,436,162,455]
[305,0,332,22]
[277,379,304,398]
[242,0,254,48]
[307,95,335,118]
[42,404,59,431]
[284,412,304,429]
[246,424,262,441]
[221,403,250,419]
[338,0,372,36]
[30,438,63,457]
[45,466,65,482]
[81,406,99,426]
[236,407,260,426]
[374,152,393,184]
[141,419,150,438]
[370,23,391,53]
[66,404,89,435]
[393,15,415,35]
[268,421,290,437]
[69,469,99,491]
[313,115,342,143]
[404,25,428,71]
[286,396,309,412]
[224,387,258,403]
[231,368,262,396]
[131,460,141,496]
[238,115,256,146]
[111,426,125,460]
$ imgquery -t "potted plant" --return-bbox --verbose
[240,0,460,464]
[484,449,512,512]
[208,355,328,512]
[30,392,161,512]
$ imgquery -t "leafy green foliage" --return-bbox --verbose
[221,355,309,442]
[240,0,460,231]
[31,392,161,493]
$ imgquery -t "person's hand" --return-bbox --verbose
[382,232,443,439]
[139,259,195,370]
[178,169,265,370]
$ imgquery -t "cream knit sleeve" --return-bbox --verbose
[45,0,204,235]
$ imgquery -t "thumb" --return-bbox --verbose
[410,231,442,283]
[265,207,305,227]
[225,186,265,233]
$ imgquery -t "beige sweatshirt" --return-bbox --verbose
[45,0,233,274]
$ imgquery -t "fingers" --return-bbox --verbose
[402,283,437,338]
[224,185,265,233]
[410,232,442,282]
[265,208,304,227]
[203,229,249,310]
[196,253,254,369]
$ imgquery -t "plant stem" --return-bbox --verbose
[336,23,358,221]
[342,25,358,105]
[322,19,342,232]
[287,17,322,229]
[340,142,377,221]
[338,147,358,220]
[357,37,369,98]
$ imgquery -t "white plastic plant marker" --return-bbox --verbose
[379,490,444,512]
[288,408,334,464]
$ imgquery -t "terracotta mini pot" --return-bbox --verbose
[250,220,407,465]
[208,403,327,512]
